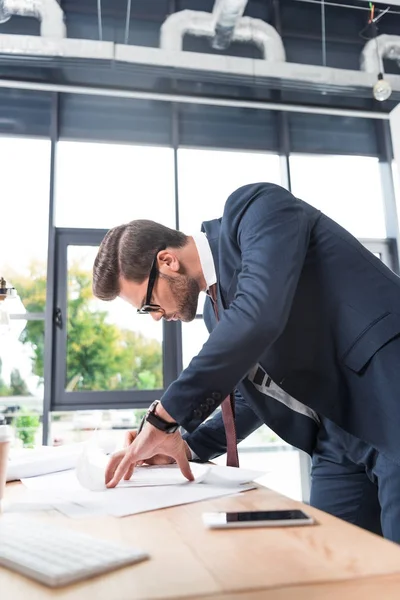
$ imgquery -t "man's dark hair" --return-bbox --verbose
[93,220,188,301]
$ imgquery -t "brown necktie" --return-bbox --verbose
[209,284,240,468]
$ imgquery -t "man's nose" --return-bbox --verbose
[150,311,163,322]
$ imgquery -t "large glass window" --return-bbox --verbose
[52,229,171,411]
[0,137,51,447]
[65,245,163,393]
[177,149,281,233]
[49,409,148,448]
[55,142,175,229]
[290,155,386,238]
[0,137,51,296]
[182,318,208,369]
[52,142,177,410]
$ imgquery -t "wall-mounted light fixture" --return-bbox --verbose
[0,277,17,335]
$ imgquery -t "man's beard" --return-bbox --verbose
[161,273,199,322]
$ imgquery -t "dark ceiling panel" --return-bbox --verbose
[288,111,378,155]
[0,88,51,137]
[59,94,172,145]
[178,103,279,151]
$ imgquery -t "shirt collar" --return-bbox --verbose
[192,231,217,292]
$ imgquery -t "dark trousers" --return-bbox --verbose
[310,418,400,543]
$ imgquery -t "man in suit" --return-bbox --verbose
[93,183,400,542]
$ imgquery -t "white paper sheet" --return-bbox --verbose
[74,445,213,491]
[105,483,256,518]
[20,464,261,518]
[71,438,266,491]
[75,444,109,491]
[6,443,85,482]
[198,464,264,486]
[22,463,263,492]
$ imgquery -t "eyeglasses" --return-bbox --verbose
[137,246,166,314]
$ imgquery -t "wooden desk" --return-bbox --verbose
[3,481,400,599]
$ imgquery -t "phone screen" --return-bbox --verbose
[224,510,311,522]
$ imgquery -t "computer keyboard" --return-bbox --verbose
[0,515,149,588]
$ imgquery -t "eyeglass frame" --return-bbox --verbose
[137,245,166,314]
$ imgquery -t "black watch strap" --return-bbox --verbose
[145,401,179,434]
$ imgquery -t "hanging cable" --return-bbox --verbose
[368,1,375,23]
[97,0,103,41]
[374,32,383,74]
[124,0,132,45]
[321,0,326,67]
[360,3,393,102]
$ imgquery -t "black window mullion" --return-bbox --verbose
[163,320,182,388]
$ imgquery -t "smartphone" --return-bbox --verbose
[202,509,315,529]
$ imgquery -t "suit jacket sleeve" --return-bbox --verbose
[161,183,312,431]
[182,390,263,461]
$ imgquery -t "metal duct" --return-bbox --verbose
[0,36,399,98]
[231,17,286,61]
[211,0,248,50]
[0,0,65,37]
[160,11,218,50]
[361,34,400,73]
[0,0,9,23]
[160,10,286,62]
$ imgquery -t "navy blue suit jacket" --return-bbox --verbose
[162,183,400,463]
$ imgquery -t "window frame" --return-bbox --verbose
[51,228,182,411]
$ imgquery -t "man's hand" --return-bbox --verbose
[120,429,192,481]
[105,423,194,488]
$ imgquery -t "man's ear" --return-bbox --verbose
[157,250,181,274]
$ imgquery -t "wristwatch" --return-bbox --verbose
[145,400,180,434]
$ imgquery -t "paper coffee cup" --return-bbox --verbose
[0,425,12,513]
[0,425,12,443]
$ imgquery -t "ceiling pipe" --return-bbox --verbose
[160,10,219,51]
[211,0,248,50]
[0,0,9,22]
[0,77,390,120]
[231,17,286,61]
[160,9,285,61]
[361,34,400,73]
[0,0,65,37]
[0,33,398,97]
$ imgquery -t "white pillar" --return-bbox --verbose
[390,104,400,207]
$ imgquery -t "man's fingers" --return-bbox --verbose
[107,452,133,488]
[123,464,135,481]
[175,450,194,482]
[108,424,189,486]
[105,450,125,485]
[124,430,137,447]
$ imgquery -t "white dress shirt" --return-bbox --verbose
[185,232,217,461]
[191,231,217,292]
